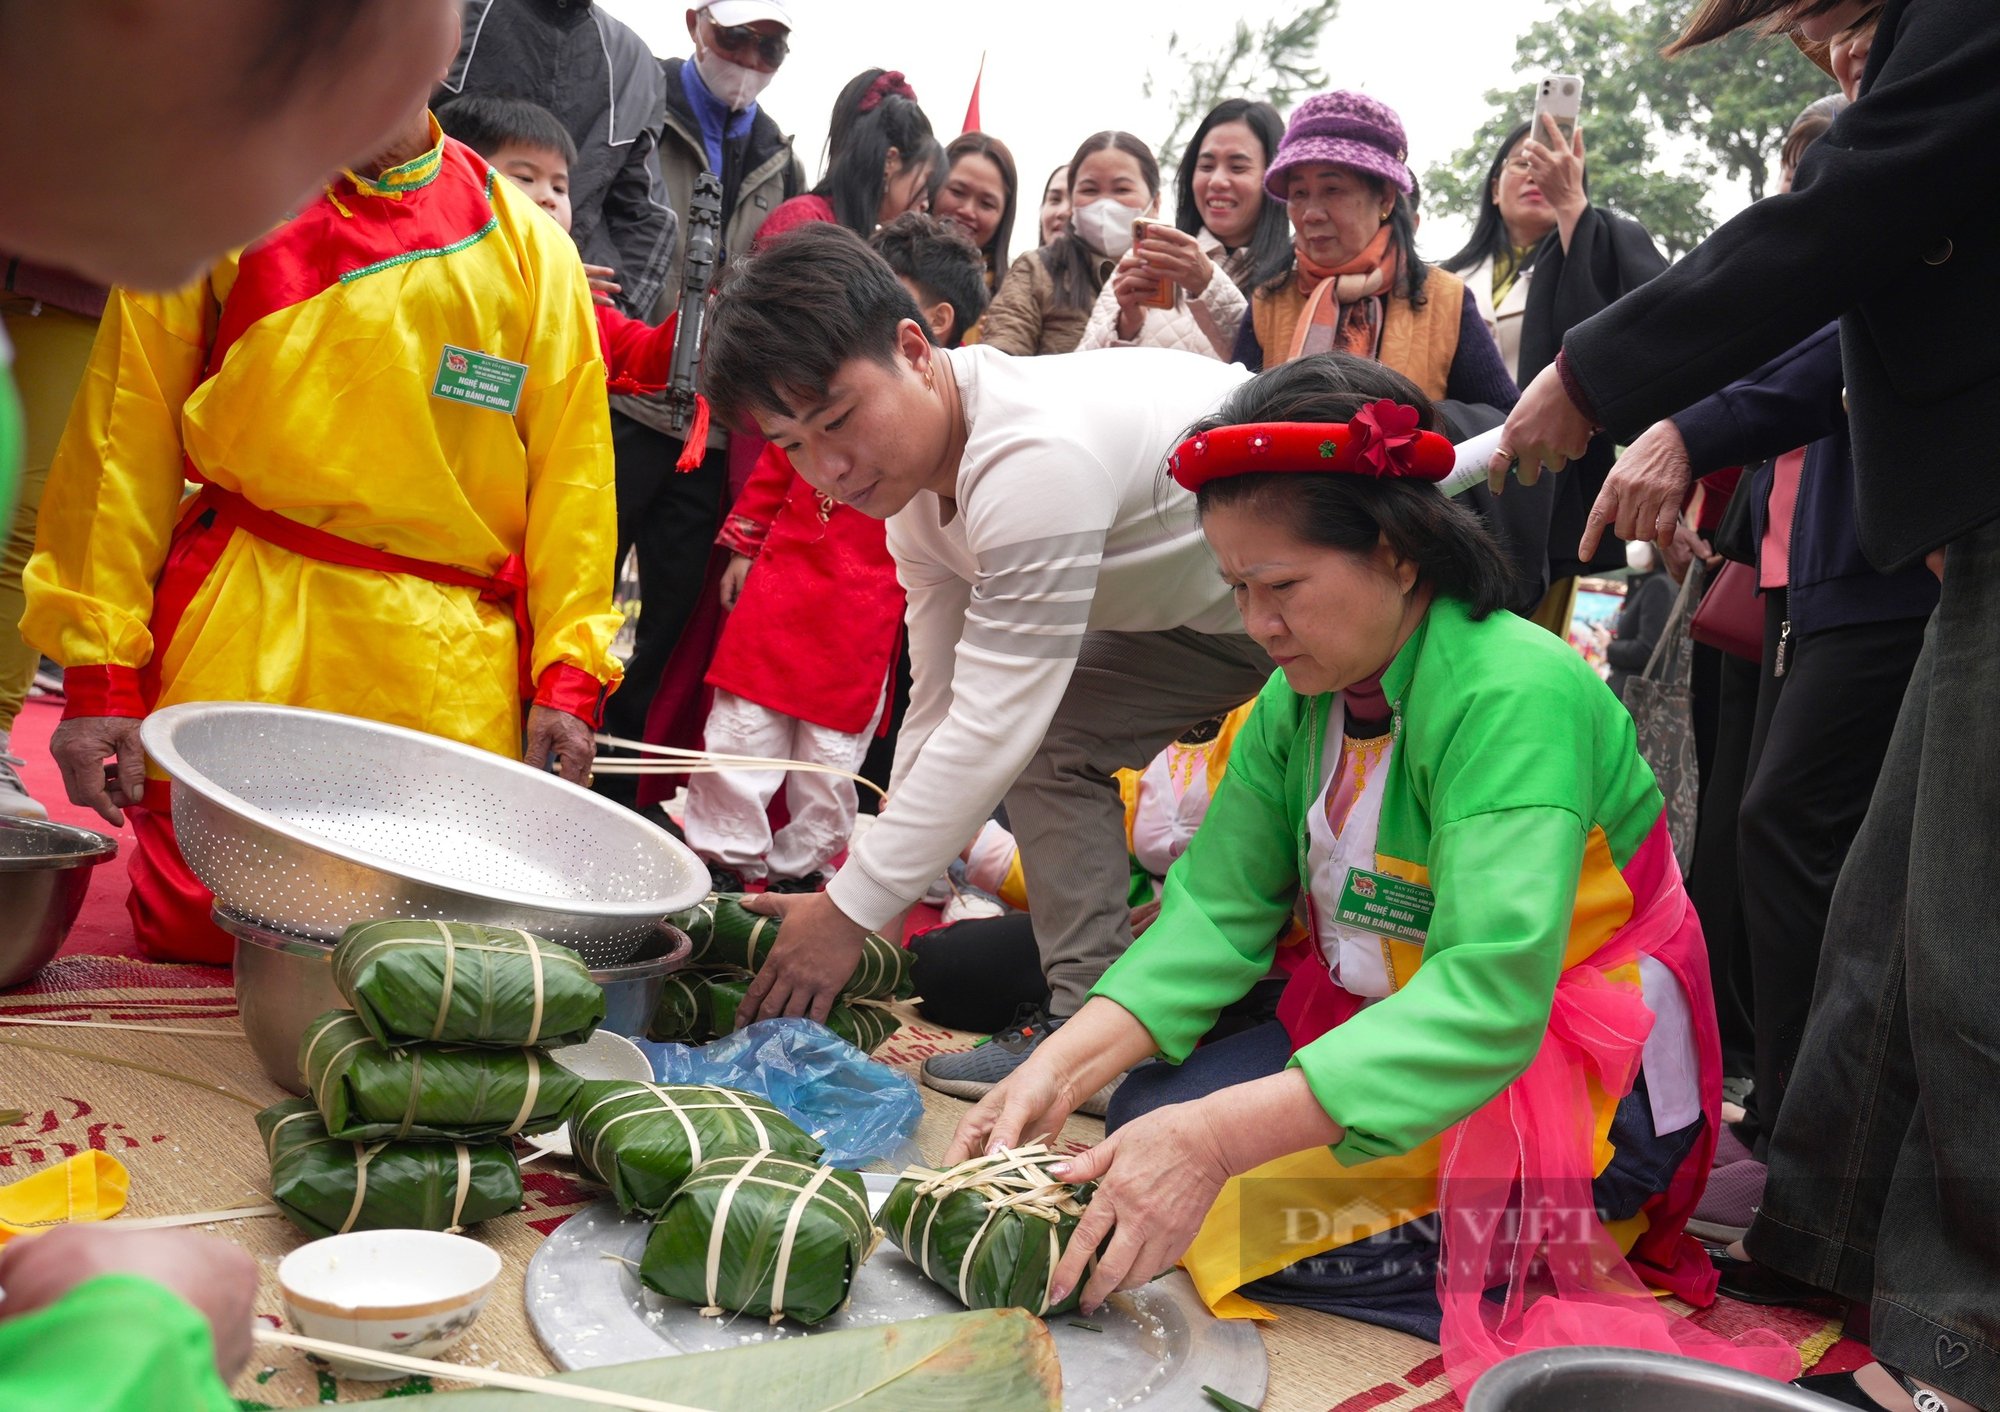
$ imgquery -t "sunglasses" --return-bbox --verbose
[709,21,789,69]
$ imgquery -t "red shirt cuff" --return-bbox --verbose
[1554,347,1604,431]
[63,665,148,720]
[716,515,767,558]
[533,663,611,729]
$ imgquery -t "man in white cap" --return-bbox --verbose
[597,0,807,760]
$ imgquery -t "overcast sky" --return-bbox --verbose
[605,0,1762,261]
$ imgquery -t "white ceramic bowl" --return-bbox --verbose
[278,1230,502,1380]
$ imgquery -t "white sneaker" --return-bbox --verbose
[0,752,49,821]
[940,891,1006,925]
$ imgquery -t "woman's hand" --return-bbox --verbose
[719,553,752,611]
[1045,1102,1235,1313]
[944,1000,1157,1165]
[1524,114,1588,247]
[49,715,146,825]
[1490,362,1596,491]
[1134,223,1215,297]
[1580,418,1694,560]
[1109,258,1158,342]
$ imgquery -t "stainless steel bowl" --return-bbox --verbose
[220,908,691,1095]
[1467,1348,1849,1412]
[142,702,708,965]
[0,817,119,989]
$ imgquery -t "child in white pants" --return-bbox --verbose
[682,687,888,886]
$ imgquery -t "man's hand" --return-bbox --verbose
[719,554,753,611]
[1580,418,1694,560]
[50,715,145,825]
[0,1225,259,1377]
[1128,899,1162,937]
[523,704,594,785]
[1490,362,1595,492]
[732,890,867,1026]
[583,263,622,308]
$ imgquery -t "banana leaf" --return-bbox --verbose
[641,1150,878,1325]
[298,1010,581,1141]
[648,971,903,1054]
[257,1098,522,1238]
[666,894,914,1001]
[332,919,605,1049]
[569,1079,821,1217]
[418,1308,1060,1412]
[880,1146,1094,1316]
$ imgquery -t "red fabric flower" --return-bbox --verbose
[1347,399,1425,478]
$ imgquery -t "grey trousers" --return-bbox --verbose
[1745,519,2000,1409]
[1001,627,1274,1014]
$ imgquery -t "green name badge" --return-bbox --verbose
[431,344,528,414]
[1335,867,1435,944]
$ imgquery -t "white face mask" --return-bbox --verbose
[1071,198,1143,259]
[1626,540,1657,573]
[694,47,773,112]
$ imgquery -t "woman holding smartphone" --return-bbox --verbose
[1442,102,1668,621]
[979,131,1159,356]
[1076,100,1288,360]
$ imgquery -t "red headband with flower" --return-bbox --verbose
[858,71,918,113]
[1167,400,1454,492]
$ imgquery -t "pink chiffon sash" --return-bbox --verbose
[1435,819,1801,1390]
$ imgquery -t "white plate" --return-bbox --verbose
[523,1180,1268,1412]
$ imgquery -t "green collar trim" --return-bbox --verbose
[344,115,447,197]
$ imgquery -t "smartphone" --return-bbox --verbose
[1128,218,1177,310]
[1532,74,1584,147]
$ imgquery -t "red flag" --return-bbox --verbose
[961,52,985,134]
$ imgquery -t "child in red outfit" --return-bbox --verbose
[436,96,679,396]
[684,215,990,889]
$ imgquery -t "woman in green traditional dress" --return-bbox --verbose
[947,353,1793,1394]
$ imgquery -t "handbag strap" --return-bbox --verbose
[1641,559,1707,683]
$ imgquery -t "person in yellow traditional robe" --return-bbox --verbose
[21,106,624,964]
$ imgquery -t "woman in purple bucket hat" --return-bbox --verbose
[1231,92,1516,419]
[1232,91,1548,611]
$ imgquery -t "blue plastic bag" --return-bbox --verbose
[636,1019,924,1170]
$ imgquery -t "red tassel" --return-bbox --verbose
[675,394,711,471]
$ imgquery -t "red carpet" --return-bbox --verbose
[12,693,142,959]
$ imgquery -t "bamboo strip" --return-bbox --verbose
[109,1204,281,1230]
[252,1328,717,1412]
[0,1035,266,1109]
[0,1016,245,1039]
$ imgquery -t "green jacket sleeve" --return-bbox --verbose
[1295,804,1585,1165]
[1091,674,1300,1059]
[0,1273,237,1412]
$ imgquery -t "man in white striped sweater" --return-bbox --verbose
[703,225,1272,1108]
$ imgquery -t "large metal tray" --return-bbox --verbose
[525,1179,1268,1412]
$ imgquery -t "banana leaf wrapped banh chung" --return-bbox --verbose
[258,1099,523,1237]
[569,1079,822,1217]
[666,895,914,1001]
[880,1146,1094,1316]
[641,1150,880,1324]
[332,919,605,1049]
[298,1010,581,1141]
[648,972,903,1054]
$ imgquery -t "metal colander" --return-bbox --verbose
[141,702,708,965]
